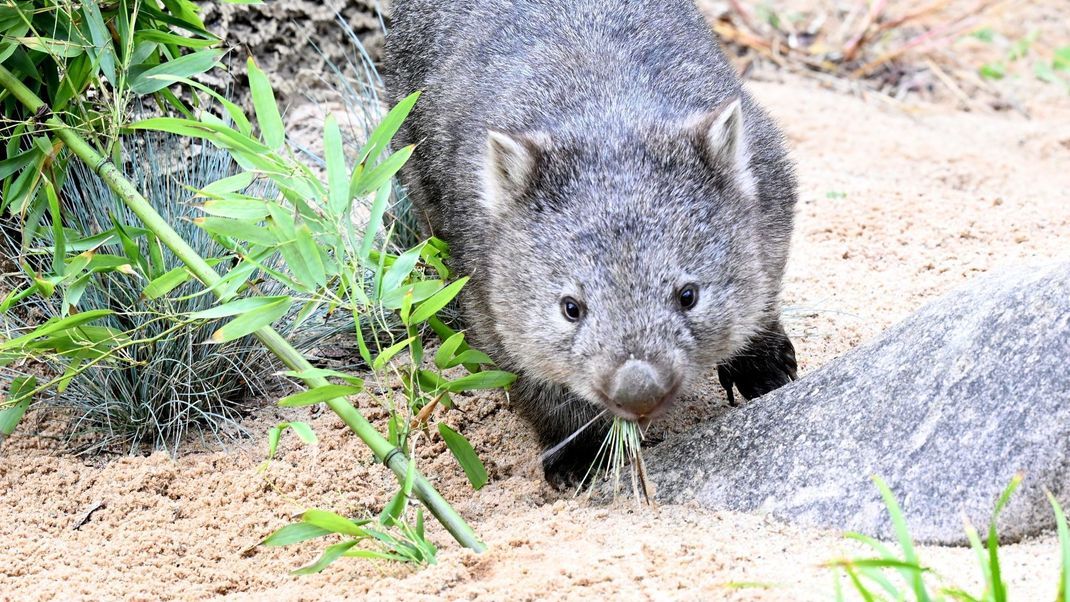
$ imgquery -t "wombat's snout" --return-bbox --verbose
[604,359,679,419]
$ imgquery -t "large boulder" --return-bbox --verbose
[649,261,1070,544]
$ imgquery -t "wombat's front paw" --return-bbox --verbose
[717,321,798,405]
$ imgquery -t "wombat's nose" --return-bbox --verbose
[606,359,674,417]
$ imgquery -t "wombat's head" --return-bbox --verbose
[479,99,782,423]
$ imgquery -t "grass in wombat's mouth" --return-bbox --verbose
[580,417,652,503]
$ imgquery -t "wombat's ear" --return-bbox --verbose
[692,98,756,197]
[481,130,546,217]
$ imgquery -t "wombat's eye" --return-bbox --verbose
[560,297,585,322]
[677,284,699,310]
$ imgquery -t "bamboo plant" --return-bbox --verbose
[0,0,491,560]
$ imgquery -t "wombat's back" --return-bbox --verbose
[384,0,791,243]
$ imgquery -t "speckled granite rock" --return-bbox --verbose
[649,261,1070,544]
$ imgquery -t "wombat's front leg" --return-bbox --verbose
[717,319,797,405]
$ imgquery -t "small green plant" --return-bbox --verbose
[121,57,513,569]
[972,28,1070,92]
[828,475,1070,601]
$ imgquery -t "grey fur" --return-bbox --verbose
[384,0,798,479]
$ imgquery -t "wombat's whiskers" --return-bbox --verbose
[540,409,608,465]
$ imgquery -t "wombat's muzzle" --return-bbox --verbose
[604,359,679,419]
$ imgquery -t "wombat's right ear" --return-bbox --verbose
[481,130,546,217]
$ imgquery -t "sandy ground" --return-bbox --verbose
[3,13,1070,602]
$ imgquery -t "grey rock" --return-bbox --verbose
[649,262,1070,544]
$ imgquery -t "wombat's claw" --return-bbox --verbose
[717,365,738,406]
[718,325,798,403]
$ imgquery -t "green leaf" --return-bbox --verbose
[357,91,420,165]
[872,476,928,601]
[200,171,255,196]
[247,57,285,149]
[0,149,38,181]
[324,114,350,215]
[1046,491,1070,602]
[0,376,36,438]
[294,224,327,288]
[434,332,467,370]
[267,421,318,457]
[278,384,363,408]
[189,296,291,319]
[359,183,392,261]
[195,216,277,246]
[970,27,996,43]
[129,49,224,94]
[445,370,516,392]
[208,297,292,343]
[380,245,423,298]
[1055,47,1070,71]
[292,541,358,575]
[261,522,331,547]
[17,37,84,58]
[372,337,416,372]
[286,422,317,445]
[380,279,445,310]
[987,475,1022,602]
[408,277,469,325]
[198,196,272,220]
[448,349,495,368]
[352,146,414,198]
[1,310,114,350]
[979,62,1006,80]
[280,368,364,387]
[301,509,369,537]
[134,29,220,49]
[438,423,488,490]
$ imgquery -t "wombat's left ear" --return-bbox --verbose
[692,98,756,195]
[481,130,548,218]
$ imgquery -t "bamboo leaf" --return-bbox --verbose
[0,310,114,350]
[357,91,420,165]
[324,114,349,215]
[352,146,414,198]
[195,216,277,246]
[438,423,488,490]
[278,384,363,408]
[129,49,224,95]
[301,509,369,537]
[292,541,359,575]
[0,375,36,439]
[380,245,423,298]
[199,171,255,196]
[247,57,284,149]
[445,370,516,393]
[434,332,466,370]
[280,368,364,387]
[261,522,331,547]
[358,183,392,264]
[189,295,290,319]
[408,277,468,325]
[208,297,292,343]
[372,337,416,372]
[17,37,84,58]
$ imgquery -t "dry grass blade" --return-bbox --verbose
[579,417,653,504]
[717,0,1012,106]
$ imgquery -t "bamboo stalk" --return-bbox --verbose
[0,64,485,554]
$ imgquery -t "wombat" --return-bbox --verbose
[384,0,798,482]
